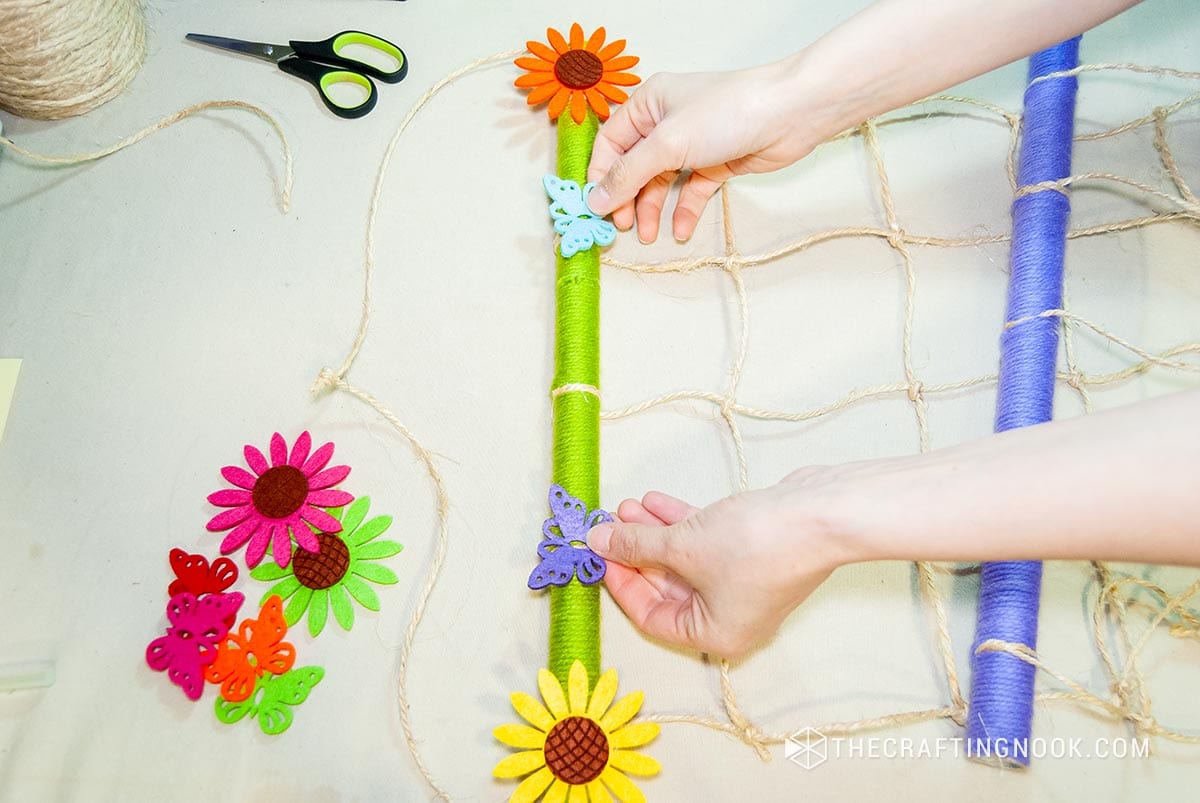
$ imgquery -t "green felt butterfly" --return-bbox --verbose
[214,665,324,735]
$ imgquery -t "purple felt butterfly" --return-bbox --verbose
[145,591,244,700]
[527,484,611,590]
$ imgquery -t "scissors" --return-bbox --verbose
[186,31,408,119]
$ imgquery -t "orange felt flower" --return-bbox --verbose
[204,594,296,702]
[515,23,641,123]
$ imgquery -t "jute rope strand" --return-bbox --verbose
[324,51,523,384]
[711,185,767,758]
[311,51,520,801]
[550,383,601,400]
[312,369,452,800]
[0,99,294,211]
[863,117,968,720]
[0,0,146,119]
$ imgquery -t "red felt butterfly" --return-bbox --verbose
[168,548,239,598]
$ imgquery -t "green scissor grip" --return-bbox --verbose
[278,58,378,119]
[289,30,407,83]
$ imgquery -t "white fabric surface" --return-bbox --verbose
[1,1,1199,800]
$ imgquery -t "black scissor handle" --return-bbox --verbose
[289,31,407,84]
[278,57,378,119]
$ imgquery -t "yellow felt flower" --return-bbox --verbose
[494,660,661,802]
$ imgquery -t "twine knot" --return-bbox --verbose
[907,381,924,402]
[1129,712,1158,735]
[886,226,906,250]
[1111,678,1139,702]
[718,396,738,426]
[737,726,772,762]
[310,367,343,395]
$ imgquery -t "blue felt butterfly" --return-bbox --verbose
[543,174,617,259]
[527,484,611,590]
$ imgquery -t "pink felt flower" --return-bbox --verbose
[206,432,353,569]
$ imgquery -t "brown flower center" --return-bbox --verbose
[252,465,309,519]
[543,716,609,785]
[554,49,604,90]
[291,533,350,590]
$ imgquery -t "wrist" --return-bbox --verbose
[770,44,875,149]
[779,452,938,569]
[776,462,882,571]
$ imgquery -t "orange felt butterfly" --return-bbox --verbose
[204,594,296,702]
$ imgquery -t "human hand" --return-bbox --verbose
[584,0,1141,245]
[583,388,1200,656]
[585,61,824,243]
[585,473,845,658]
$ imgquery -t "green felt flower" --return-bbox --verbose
[250,496,402,636]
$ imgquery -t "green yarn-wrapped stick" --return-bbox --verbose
[548,110,602,688]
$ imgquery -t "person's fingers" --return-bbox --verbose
[587,97,652,184]
[616,498,668,527]
[606,554,691,601]
[588,130,682,217]
[587,128,624,185]
[672,167,731,241]
[603,560,689,603]
[588,100,649,232]
[634,172,675,243]
[603,563,698,648]
[645,566,697,602]
[611,500,695,599]
[612,200,635,232]
[586,86,658,212]
[640,491,700,526]
[587,520,677,570]
[587,126,632,208]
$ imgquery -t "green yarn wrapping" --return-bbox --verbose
[548,110,602,688]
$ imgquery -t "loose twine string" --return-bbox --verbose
[311,50,522,802]
[0,0,146,120]
[308,55,1200,798]
[0,99,295,212]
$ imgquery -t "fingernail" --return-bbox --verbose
[587,523,613,554]
[586,186,611,215]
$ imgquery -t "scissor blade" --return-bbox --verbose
[185,34,293,64]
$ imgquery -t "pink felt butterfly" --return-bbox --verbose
[145,591,245,701]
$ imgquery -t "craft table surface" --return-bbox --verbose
[2,1,1198,801]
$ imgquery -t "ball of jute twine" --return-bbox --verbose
[0,0,146,120]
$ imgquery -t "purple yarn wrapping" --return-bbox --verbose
[966,37,1081,766]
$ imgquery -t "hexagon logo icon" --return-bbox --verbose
[785,727,828,770]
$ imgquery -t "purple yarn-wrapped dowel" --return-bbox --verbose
[966,37,1081,766]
